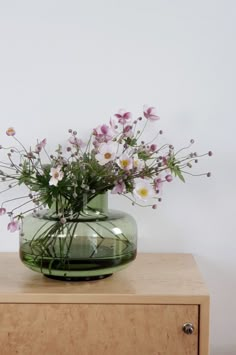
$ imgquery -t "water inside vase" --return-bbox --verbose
[20,236,136,278]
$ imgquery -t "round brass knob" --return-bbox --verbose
[183,323,194,335]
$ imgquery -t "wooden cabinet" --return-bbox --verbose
[0,253,209,355]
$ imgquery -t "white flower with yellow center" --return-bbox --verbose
[134,179,154,201]
[49,166,64,187]
[117,154,133,170]
[133,157,145,171]
[95,142,117,165]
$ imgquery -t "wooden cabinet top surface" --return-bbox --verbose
[0,253,209,304]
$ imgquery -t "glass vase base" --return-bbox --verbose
[20,249,136,280]
[44,273,113,282]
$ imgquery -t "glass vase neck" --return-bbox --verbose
[47,193,108,221]
[83,192,108,216]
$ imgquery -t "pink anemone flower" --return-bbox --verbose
[68,136,85,148]
[93,124,114,143]
[0,208,6,216]
[35,138,47,153]
[114,109,132,124]
[7,220,20,232]
[111,181,126,194]
[143,105,160,121]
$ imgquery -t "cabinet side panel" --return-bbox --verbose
[199,299,210,355]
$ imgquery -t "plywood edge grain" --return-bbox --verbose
[199,297,210,355]
[0,293,208,304]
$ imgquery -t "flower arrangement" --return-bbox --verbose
[0,105,212,234]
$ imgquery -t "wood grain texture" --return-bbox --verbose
[199,298,210,355]
[0,253,209,304]
[0,303,199,355]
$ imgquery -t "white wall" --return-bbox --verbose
[0,1,235,353]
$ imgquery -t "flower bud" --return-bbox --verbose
[150,144,157,152]
[6,127,16,136]
[165,174,173,182]
[60,217,67,224]
[0,208,6,216]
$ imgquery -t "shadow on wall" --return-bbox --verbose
[196,255,236,355]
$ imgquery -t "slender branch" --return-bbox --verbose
[0,183,18,194]
[1,195,31,207]
[0,165,17,171]
[181,171,209,177]
[135,119,148,141]
[13,136,28,154]
[120,192,156,207]
[43,147,52,163]
[14,203,44,218]
[175,142,193,156]
[10,199,36,213]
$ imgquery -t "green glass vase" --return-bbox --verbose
[20,193,137,281]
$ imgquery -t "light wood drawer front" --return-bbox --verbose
[0,304,198,355]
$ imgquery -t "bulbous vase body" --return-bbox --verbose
[20,194,137,280]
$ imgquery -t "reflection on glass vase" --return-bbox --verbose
[20,193,137,281]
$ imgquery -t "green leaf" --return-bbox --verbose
[176,169,185,182]
[126,137,137,147]
[174,166,185,182]
[166,156,185,183]
[138,151,149,161]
